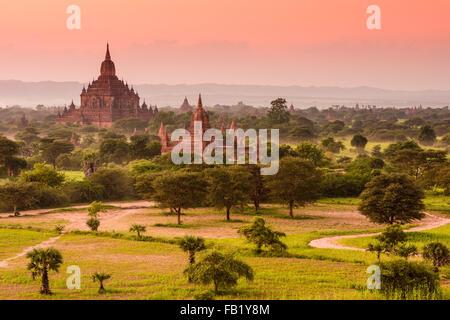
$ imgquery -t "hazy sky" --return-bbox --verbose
[1,0,450,90]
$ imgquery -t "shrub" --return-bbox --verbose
[86,218,100,231]
[238,217,287,253]
[89,168,134,200]
[320,173,370,197]
[423,242,450,272]
[35,185,69,208]
[63,180,106,203]
[380,260,441,300]
[21,163,65,187]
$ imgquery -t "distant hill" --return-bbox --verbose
[1,80,449,109]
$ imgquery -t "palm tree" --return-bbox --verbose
[179,236,207,265]
[179,236,207,283]
[92,272,111,293]
[423,242,450,272]
[26,247,63,295]
[129,224,146,239]
[186,251,254,294]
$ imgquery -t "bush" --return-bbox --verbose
[89,168,135,200]
[35,185,69,208]
[63,180,106,203]
[380,260,441,300]
[21,163,65,187]
[86,218,100,231]
[238,217,286,253]
[320,173,370,197]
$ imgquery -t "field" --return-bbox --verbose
[0,198,448,300]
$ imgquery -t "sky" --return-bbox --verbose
[1,0,450,90]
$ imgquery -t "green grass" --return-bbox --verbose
[317,197,361,206]
[423,195,450,213]
[153,223,191,229]
[60,171,84,181]
[0,201,448,300]
[0,228,57,260]
[0,233,381,300]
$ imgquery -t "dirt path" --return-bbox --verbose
[0,201,155,268]
[0,200,155,218]
[0,235,62,268]
[308,212,450,251]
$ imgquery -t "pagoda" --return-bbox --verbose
[56,44,156,127]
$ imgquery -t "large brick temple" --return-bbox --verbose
[56,44,156,127]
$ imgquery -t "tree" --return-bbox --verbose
[99,138,130,164]
[129,224,146,239]
[86,218,100,231]
[147,141,162,158]
[113,118,148,133]
[423,242,450,272]
[377,223,407,251]
[367,242,384,262]
[26,247,63,294]
[92,272,111,293]
[21,163,65,187]
[130,134,151,160]
[368,224,410,261]
[371,144,382,158]
[350,134,368,152]
[179,236,207,281]
[294,142,325,167]
[358,174,425,224]
[3,156,27,176]
[394,244,419,260]
[86,201,108,231]
[0,136,25,176]
[418,125,436,146]
[206,166,252,221]
[39,138,74,168]
[267,157,322,218]
[89,168,134,200]
[321,137,345,153]
[186,251,254,294]
[135,171,163,199]
[267,98,290,124]
[392,149,446,180]
[383,140,422,160]
[151,171,208,225]
[246,164,267,212]
[238,217,286,253]
[46,129,75,141]
[0,181,39,215]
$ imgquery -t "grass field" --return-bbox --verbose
[0,201,448,300]
[60,171,85,181]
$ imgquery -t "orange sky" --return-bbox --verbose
[1,0,450,89]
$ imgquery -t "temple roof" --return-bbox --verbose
[100,43,116,77]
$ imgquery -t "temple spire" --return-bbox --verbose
[105,43,111,60]
[197,94,203,108]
